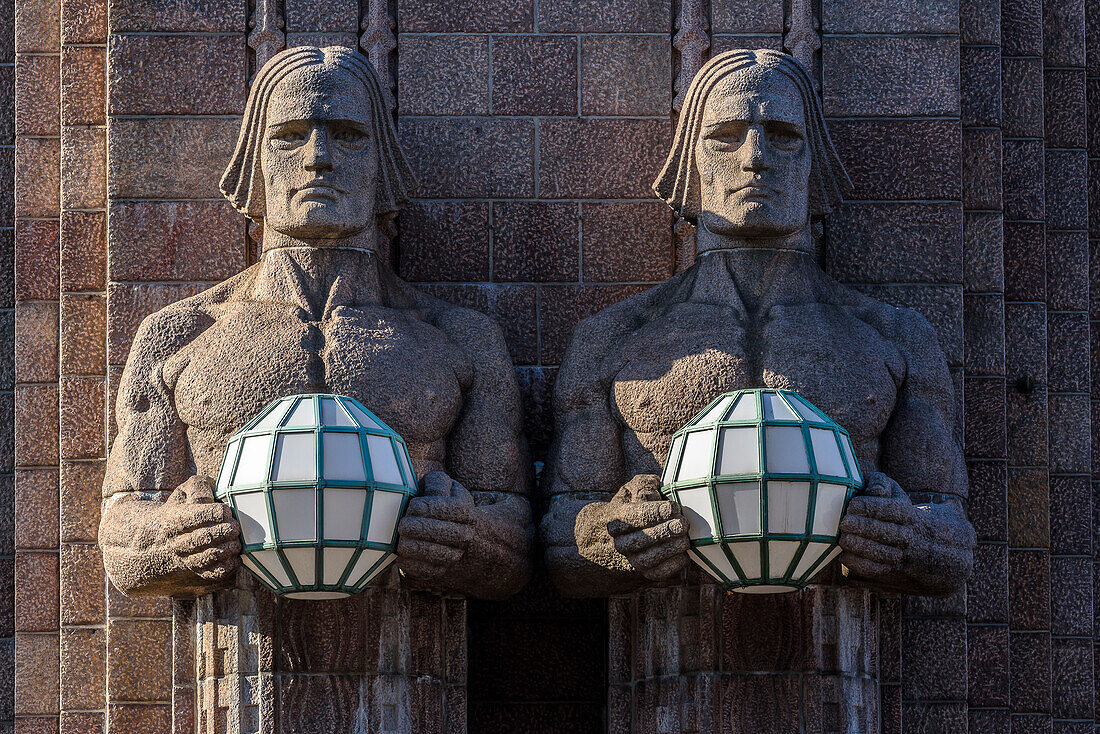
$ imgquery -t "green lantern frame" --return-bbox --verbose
[660,388,863,593]
[215,394,419,599]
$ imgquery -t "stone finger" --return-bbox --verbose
[177,522,240,553]
[838,533,903,566]
[398,516,473,547]
[406,496,474,524]
[631,533,690,571]
[641,552,689,581]
[838,552,894,578]
[844,496,910,525]
[610,501,676,536]
[616,520,687,557]
[838,514,909,548]
[396,537,464,567]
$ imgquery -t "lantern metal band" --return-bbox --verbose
[660,388,863,593]
[215,394,418,600]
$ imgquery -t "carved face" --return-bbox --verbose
[261,65,379,239]
[694,67,811,238]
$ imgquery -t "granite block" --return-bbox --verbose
[1044,69,1086,150]
[582,201,673,283]
[580,35,670,116]
[15,552,59,632]
[850,284,962,366]
[1088,78,1100,159]
[397,35,490,116]
[537,118,670,199]
[1009,549,1050,630]
[1045,231,1089,311]
[0,64,11,145]
[1043,0,1085,67]
[59,212,103,293]
[106,282,205,366]
[1002,57,1044,139]
[59,626,104,710]
[15,54,59,137]
[1050,555,1091,636]
[1003,139,1045,222]
[492,35,576,116]
[60,46,104,126]
[965,376,1006,457]
[59,376,104,459]
[397,0,533,32]
[14,136,60,219]
[14,0,59,53]
[398,200,489,282]
[900,702,968,733]
[961,0,1000,44]
[14,384,59,467]
[285,0,357,32]
[1049,475,1089,556]
[1047,311,1089,393]
[106,704,171,732]
[1010,631,1052,713]
[15,300,58,384]
[961,45,1001,127]
[964,296,1005,376]
[1048,393,1090,474]
[539,284,647,364]
[417,284,537,365]
[106,619,171,701]
[537,0,670,32]
[967,624,1010,707]
[59,459,102,543]
[515,366,555,455]
[107,117,238,199]
[1051,637,1092,721]
[967,459,1006,542]
[398,117,535,198]
[1003,222,1045,302]
[13,468,58,551]
[823,36,959,117]
[1002,0,1043,56]
[107,0,244,32]
[967,542,1007,624]
[1007,384,1047,467]
[60,125,105,211]
[711,0,782,33]
[963,127,1002,210]
[1008,467,1050,549]
[828,119,961,201]
[61,0,105,43]
[493,201,578,282]
[14,634,59,716]
[1045,150,1088,231]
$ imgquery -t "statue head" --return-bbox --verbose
[220,46,415,240]
[654,49,851,239]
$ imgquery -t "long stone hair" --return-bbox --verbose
[654,49,852,224]
[220,45,416,223]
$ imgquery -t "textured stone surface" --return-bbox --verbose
[107,118,238,199]
[397,0,533,33]
[14,136,60,219]
[1003,139,1045,221]
[538,119,670,199]
[59,626,104,710]
[60,126,105,211]
[822,0,957,32]
[493,201,578,282]
[61,46,104,126]
[15,54,59,136]
[398,35,490,116]
[1010,632,1052,713]
[492,35,576,116]
[963,127,1002,210]
[399,117,535,198]
[14,0,58,53]
[398,201,490,282]
[420,284,538,365]
[822,37,960,117]
[1044,69,1086,149]
[581,202,672,283]
[537,0,670,32]
[107,0,244,32]
[1002,0,1043,56]
[580,35,670,116]
[961,45,1001,128]
[1002,57,1044,139]
[830,120,961,201]
[285,0,357,31]
[827,203,962,285]
[14,552,59,632]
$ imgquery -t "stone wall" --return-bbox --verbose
[5,0,1099,731]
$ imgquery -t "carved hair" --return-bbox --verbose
[654,49,852,223]
[220,46,416,222]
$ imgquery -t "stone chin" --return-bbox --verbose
[698,206,806,239]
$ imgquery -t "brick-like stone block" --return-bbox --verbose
[1048,393,1090,474]
[964,376,1006,457]
[0,475,12,556]
[285,31,358,49]
[107,619,172,701]
[709,34,783,56]
[14,135,61,219]
[1009,549,1050,631]
[538,0,670,32]
[0,146,15,226]
[418,284,537,365]
[582,201,672,283]
[1008,467,1049,549]
[1045,231,1088,311]
[1043,0,1085,67]
[961,45,1001,128]
[963,211,1003,294]
[0,64,13,145]
[60,125,106,211]
[1002,139,1045,221]
[1049,474,1089,556]
[14,0,59,53]
[822,37,959,117]
[1047,311,1088,393]
[62,0,106,44]
[59,460,101,545]
[822,0,956,32]
[538,118,669,199]
[964,296,1004,376]
[1051,638,1092,721]
[108,34,245,116]
[60,211,105,292]
[60,295,105,377]
[286,0,357,32]
[966,460,1005,541]
[1002,0,1042,56]
[398,35,490,116]
[59,376,104,459]
[852,284,962,365]
[1003,222,1044,302]
[108,0,244,32]
[107,704,172,732]
[59,626,104,710]
[15,54,59,137]
[60,46,103,126]
[962,127,1002,210]
[492,35,576,116]
[539,284,647,363]
[515,365,555,452]
[15,301,58,384]
[1010,631,1052,714]
[397,0,533,32]
[0,392,11,473]
[59,543,103,628]
[901,618,967,701]
[14,633,59,716]
[397,200,489,282]
[967,543,1007,624]
[15,552,59,632]
[1001,57,1044,139]
[1045,149,1088,231]
[1006,383,1047,467]
[106,282,205,366]
[108,117,237,199]
[15,219,58,302]
[493,201,578,282]
[829,119,960,201]
[61,712,104,734]
[711,0,781,33]
[1050,556,1091,637]
[15,384,59,467]
[1088,78,1100,159]
[827,202,962,285]
[580,35,669,116]
[398,117,535,198]
[1044,68,1086,150]
[13,468,58,551]
[967,624,1009,707]
[107,200,245,282]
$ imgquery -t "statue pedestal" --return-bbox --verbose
[191,573,466,734]
[608,583,878,733]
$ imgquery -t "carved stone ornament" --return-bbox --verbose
[98,46,534,603]
[541,49,976,599]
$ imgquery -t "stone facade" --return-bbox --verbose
[4,1,1099,734]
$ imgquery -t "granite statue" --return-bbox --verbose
[98,46,533,601]
[542,49,975,598]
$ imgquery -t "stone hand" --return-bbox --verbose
[837,471,974,596]
[396,471,475,585]
[99,475,242,597]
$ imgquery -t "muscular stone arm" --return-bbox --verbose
[839,307,975,596]
[99,305,240,597]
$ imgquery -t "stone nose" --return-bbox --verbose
[741,126,770,173]
[303,126,334,172]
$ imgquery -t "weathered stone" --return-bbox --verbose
[961,45,1001,128]
[399,117,535,198]
[60,126,105,211]
[582,202,673,283]
[1044,69,1086,149]
[580,35,670,116]
[1002,139,1045,221]
[397,0,532,33]
[285,0,357,32]
[398,200,490,282]
[107,118,237,199]
[1001,57,1044,139]
[822,37,960,117]
[822,0,956,32]
[107,0,244,32]
[493,201,578,282]
[492,35,576,116]
[537,0,670,32]
[61,46,104,126]
[15,54,59,137]
[397,35,490,116]
[829,119,961,201]
[963,127,1002,211]
[1002,0,1043,56]
[538,119,670,199]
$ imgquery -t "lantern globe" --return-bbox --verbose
[660,388,863,594]
[215,394,418,600]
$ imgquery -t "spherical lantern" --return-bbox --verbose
[660,389,863,594]
[214,394,418,600]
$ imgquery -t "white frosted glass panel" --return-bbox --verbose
[817,545,843,572]
[323,488,367,540]
[344,400,383,429]
[396,445,416,488]
[839,434,861,482]
[762,392,798,420]
[253,550,292,586]
[792,542,830,579]
[272,432,315,482]
[346,548,386,586]
[254,400,292,431]
[715,482,760,535]
[716,427,759,475]
[696,544,740,582]
[676,487,716,540]
[320,397,355,426]
[217,440,239,493]
[233,434,273,486]
[361,554,396,586]
[322,547,356,585]
[233,491,271,545]
[789,394,822,422]
[728,541,761,578]
[366,435,402,484]
[726,393,758,421]
[765,426,809,473]
[688,549,725,582]
[661,435,684,485]
[272,488,315,541]
[676,430,714,481]
[768,540,800,578]
[283,398,316,427]
[810,428,846,476]
[323,432,366,481]
[367,490,404,543]
[283,548,316,585]
[767,481,811,534]
[812,483,849,536]
[240,555,269,584]
[696,396,732,425]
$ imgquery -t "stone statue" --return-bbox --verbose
[98,46,533,601]
[542,49,975,598]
